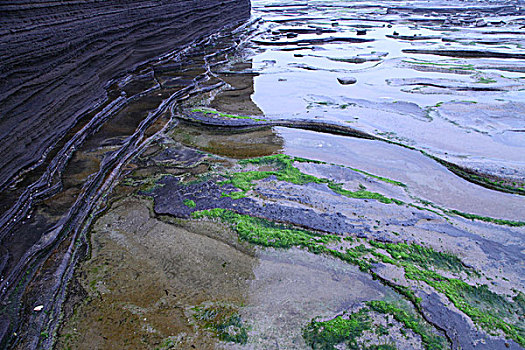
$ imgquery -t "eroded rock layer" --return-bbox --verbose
[0,0,250,190]
[0,1,250,348]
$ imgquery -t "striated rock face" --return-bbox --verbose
[0,1,250,348]
[0,0,251,190]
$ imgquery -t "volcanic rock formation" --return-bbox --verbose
[0,0,250,190]
[0,0,250,348]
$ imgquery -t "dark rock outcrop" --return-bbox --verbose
[0,0,251,191]
[0,1,250,348]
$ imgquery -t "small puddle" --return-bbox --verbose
[170,121,284,159]
[275,126,524,221]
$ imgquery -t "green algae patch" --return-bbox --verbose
[190,108,266,122]
[192,303,248,344]
[514,292,525,315]
[348,168,407,187]
[304,301,447,350]
[243,154,406,187]
[192,208,375,271]
[192,208,523,346]
[370,243,523,345]
[369,241,468,274]
[222,154,404,205]
[446,209,525,227]
[367,301,446,350]
[292,156,327,165]
[155,337,185,350]
[402,59,475,72]
[221,191,247,199]
[327,183,402,205]
[328,245,373,272]
[192,208,340,249]
[404,267,525,346]
[303,308,372,349]
[183,199,196,208]
[475,77,497,84]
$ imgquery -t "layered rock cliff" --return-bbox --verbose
[0,0,250,191]
[0,0,250,348]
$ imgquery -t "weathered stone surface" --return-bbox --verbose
[337,77,358,85]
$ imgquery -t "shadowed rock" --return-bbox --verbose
[252,36,373,46]
[337,77,358,85]
[403,49,525,59]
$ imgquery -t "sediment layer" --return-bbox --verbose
[0,1,250,348]
[0,0,250,190]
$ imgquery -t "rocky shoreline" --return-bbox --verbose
[0,0,250,190]
[0,1,250,348]
[1,0,524,349]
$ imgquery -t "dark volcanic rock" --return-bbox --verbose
[420,293,523,350]
[150,177,362,235]
[0,0,251,191]
[402,48,525,59]
[252,36,373,46]
[0,1,250,348]
[337,77,358,85]
[180,111,376,140]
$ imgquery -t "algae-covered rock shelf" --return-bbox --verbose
[2,0,525,349]
[58,140,524,349]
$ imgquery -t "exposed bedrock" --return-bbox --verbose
[0,0,251,191]
[0,0,250,348]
